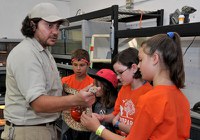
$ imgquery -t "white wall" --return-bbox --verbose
[69,0,125,16]
[182,37,200,108]
[0,0,70,39]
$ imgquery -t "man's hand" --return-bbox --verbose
[76,84,100,107]
[93,113,104,121]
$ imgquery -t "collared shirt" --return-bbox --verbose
[4,37,62,125]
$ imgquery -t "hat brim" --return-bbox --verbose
[88,72,116,89]
[42,16,69,26]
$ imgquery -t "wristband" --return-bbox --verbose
[114,120,120,129]
[95,125,105,136]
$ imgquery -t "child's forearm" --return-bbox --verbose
[100,128,126,140]
[102,113,115,123]
[118,123,132,134]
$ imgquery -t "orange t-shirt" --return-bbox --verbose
[125,85,191,140]
[61,74,93,92]
[112,82,153,126]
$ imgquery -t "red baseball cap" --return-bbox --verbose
[89,69,118,88]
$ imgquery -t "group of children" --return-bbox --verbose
[61,32,191,140]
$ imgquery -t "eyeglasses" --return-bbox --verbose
[116,67,129,76]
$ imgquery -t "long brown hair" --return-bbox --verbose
[21,16,40,38]
[95,79,117,109]
[142,32,185,88]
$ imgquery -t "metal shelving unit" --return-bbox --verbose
[67,5,164,59]
[116,22,200,38]
[66,5,200,60]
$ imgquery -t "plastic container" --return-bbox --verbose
[179,15,185,24]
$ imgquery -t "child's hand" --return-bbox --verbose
[81,111,101,132]
[85,107,92,117]
[93,113,104,121]
[112,113,120,126]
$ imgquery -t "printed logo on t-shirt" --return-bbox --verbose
[119,99,135,125]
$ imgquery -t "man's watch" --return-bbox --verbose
[114,120,120,129]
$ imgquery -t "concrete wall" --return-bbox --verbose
[182,37,200,108]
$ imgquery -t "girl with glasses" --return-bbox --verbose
[83,47,152,137]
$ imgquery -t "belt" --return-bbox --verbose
[6,120,55,127]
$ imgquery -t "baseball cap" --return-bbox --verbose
[28,3,69,26]
[89,69,118,88]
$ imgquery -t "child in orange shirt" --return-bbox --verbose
[88,47,152,136]
[80,32,191,140]
[61,49,93,140]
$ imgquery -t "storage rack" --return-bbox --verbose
[116,22,200,38]
[67,5,200,58]
[67,5,164,59]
